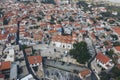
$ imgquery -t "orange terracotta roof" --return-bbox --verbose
[75,23,81,27]
[0,61,11,71]
[80,69,91,78]
[95,28,104,31]
[20,26,25,30]
[115,46,120,51]
[54,24,62,28]
[90,33,96,39]
[62,21,69,24]
[33,33,43,41]
[48,30,57,33]
[9,28,17,34]
[0,34,7,40]
[24,32,31,37]
[40,22,46,27]
[28,56,42,65]
[96,53,110,64]
[52,35,75,44]
[113,27,120,35]
[79,30,86,33]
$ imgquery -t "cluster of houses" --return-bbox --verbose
[0,45,43,80]
[0,0,120,80]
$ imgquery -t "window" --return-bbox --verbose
[68,46,70,48]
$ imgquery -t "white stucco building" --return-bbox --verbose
[51,34,77,49]
[95,53,114,70]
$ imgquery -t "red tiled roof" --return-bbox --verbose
[28,56,42,65]
[79,69,91,78]
[33,33,43,41]
[74,23,81,27]
[9,28,17,34]
[96,53,110,64]
[20,26,25,31]
[113,27,120,35]
[52,35,75,44]
[0,34,7,40]
[54,24,62,28]
[0,61,11,71]
[48,30,57,33]
[40,22,47,27]
[95,28,104,31]
[79,30,86,33]
[24,32,31,37]
[115,46,120,51]
[90,33,96,40]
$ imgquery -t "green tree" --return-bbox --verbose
[116,76,120,80]
[33,0,37,2]
[113,42,120,46]
[106,49,114,58]
[103,41,109,46]
[69,41,91,64]
[112,67,120,77]
[21,45,27,50]
[69,16,74,22]
[110,34,118,40]
[100,66,120,80]
[100,72,111,80]
[37,17,42,21]
[57,20,61,24]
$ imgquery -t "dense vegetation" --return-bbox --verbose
[41,0,55,4]
[100,66,120,80]
[69,41,91,64]
[93,3,120,18]
[113,42,120,46]
[77,1,91,12]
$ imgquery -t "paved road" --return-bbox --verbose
[23,49,40,80]
[85,38,96,57]
[85,38,98,80]
[44,59,86,72]
[43,59,83,80]
[16,21,41,80]
[33,44,67,58]
[16,21,20,45]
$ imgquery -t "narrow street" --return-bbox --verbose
[85,38,98,80]
[16,21,40,80]
[22,49,40,80]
